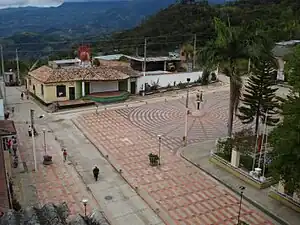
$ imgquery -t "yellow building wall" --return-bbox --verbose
[27,77,45,102]
[27,76,77,104]
[44,81,77,103]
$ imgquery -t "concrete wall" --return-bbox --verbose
[90,81,119,93]
[276,57,285,81]
[136,71,202,94]
[0,99,4,120]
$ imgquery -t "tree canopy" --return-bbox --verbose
[269,46,300,193]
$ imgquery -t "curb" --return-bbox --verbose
[180,152,289,225]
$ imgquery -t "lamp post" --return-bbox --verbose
[82,198,88,217]
[184,78,191,146]
[158,134,161,165]
[237,186,246,225]
[185,78,191,108]
[42,128,47,155]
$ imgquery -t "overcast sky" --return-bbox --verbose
[0,0,64,9]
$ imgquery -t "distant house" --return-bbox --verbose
[26,59,131,104]
[3,71,18,86]
[272,40,299,81]
[124,55,181,72]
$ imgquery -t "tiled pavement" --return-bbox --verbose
[7,86,98,218]
[15,122,98,217]
[73,91,275,225]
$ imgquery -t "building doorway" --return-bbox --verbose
[84,82,90,95]
[69,87,75,100]
[130,81,136,94]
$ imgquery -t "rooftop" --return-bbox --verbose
[124,55,181,62]
[276,40,300,46]
[0,120,16,136]
[28,65,130,84]
[272,45,292,58]
[97,60,140,77]
[94,54,125,61]
[52,58,81,64]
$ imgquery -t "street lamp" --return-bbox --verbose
[42,128,47,155]
[157,134,162,165]
[82,198,88,217]
[237,186,246,225]
[185,78,191,108]
[183,78,190,146]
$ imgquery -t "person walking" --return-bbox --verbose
[21,92,24,100]
[93,166,100,181]
[63,149,67,162]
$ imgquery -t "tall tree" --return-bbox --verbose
[285,45,300,93]
[238,56,279,135]
[269,94,300,193]
[199,17,252,137]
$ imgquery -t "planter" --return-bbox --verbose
[43,155,53,165]
[148,153,159,166]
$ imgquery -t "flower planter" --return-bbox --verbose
[43,155,53,165]
[148,153,159,166]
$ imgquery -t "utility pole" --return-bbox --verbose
[143,38,147,76]
[193,34,197,70]
[30,109,37,171]
[142,38,147,96]
[16,49,20,86]
[0,45,6,105]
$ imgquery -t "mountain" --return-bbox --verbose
[0,0,176,38]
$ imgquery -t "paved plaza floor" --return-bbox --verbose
[74,90,276,225]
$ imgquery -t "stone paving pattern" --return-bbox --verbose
[74,90,273,225]
[7,87,98,218]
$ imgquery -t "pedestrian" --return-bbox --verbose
[28,125,32,136]
[21,92,24,100]
[11,107,15,116]
[93,166,99,181]
[7,139,12,153]
[63,149,67,162]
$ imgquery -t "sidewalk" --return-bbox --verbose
[180,141,300,225]
[47,119,163,225]
[6,87,163,225]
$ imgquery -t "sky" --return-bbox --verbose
[0,0,64,9]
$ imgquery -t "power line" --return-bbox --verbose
[0,33,213,47]
[2,40,208,55]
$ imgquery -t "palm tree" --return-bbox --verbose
[198,17,252,137]
[181,43,194,71]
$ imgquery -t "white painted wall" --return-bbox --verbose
[90,81,119,93]
[136,71,203,94]
[0,99,4,120]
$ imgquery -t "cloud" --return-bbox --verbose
[0,0,64,9]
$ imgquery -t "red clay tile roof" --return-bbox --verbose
[0,120,17,136]
[0,145,9,214]
[28,65,130,84]
[98,60,140,77]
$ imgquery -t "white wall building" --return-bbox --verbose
[135,71,203,94]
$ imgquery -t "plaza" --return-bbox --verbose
[73,90,273,225]
[6,82,298,225]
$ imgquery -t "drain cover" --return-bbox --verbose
[105,196,113,200]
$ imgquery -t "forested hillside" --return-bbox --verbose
[107,0,300,55]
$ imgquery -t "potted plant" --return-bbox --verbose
[43,155,53,165]
[148,153,159,166]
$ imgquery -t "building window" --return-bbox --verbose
[28,79,31,85]
[41,84,44,96]
[56,85,66,97]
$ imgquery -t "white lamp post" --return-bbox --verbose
[42,128,47,155]
[157,134,162,165]
[82,198,88,217]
